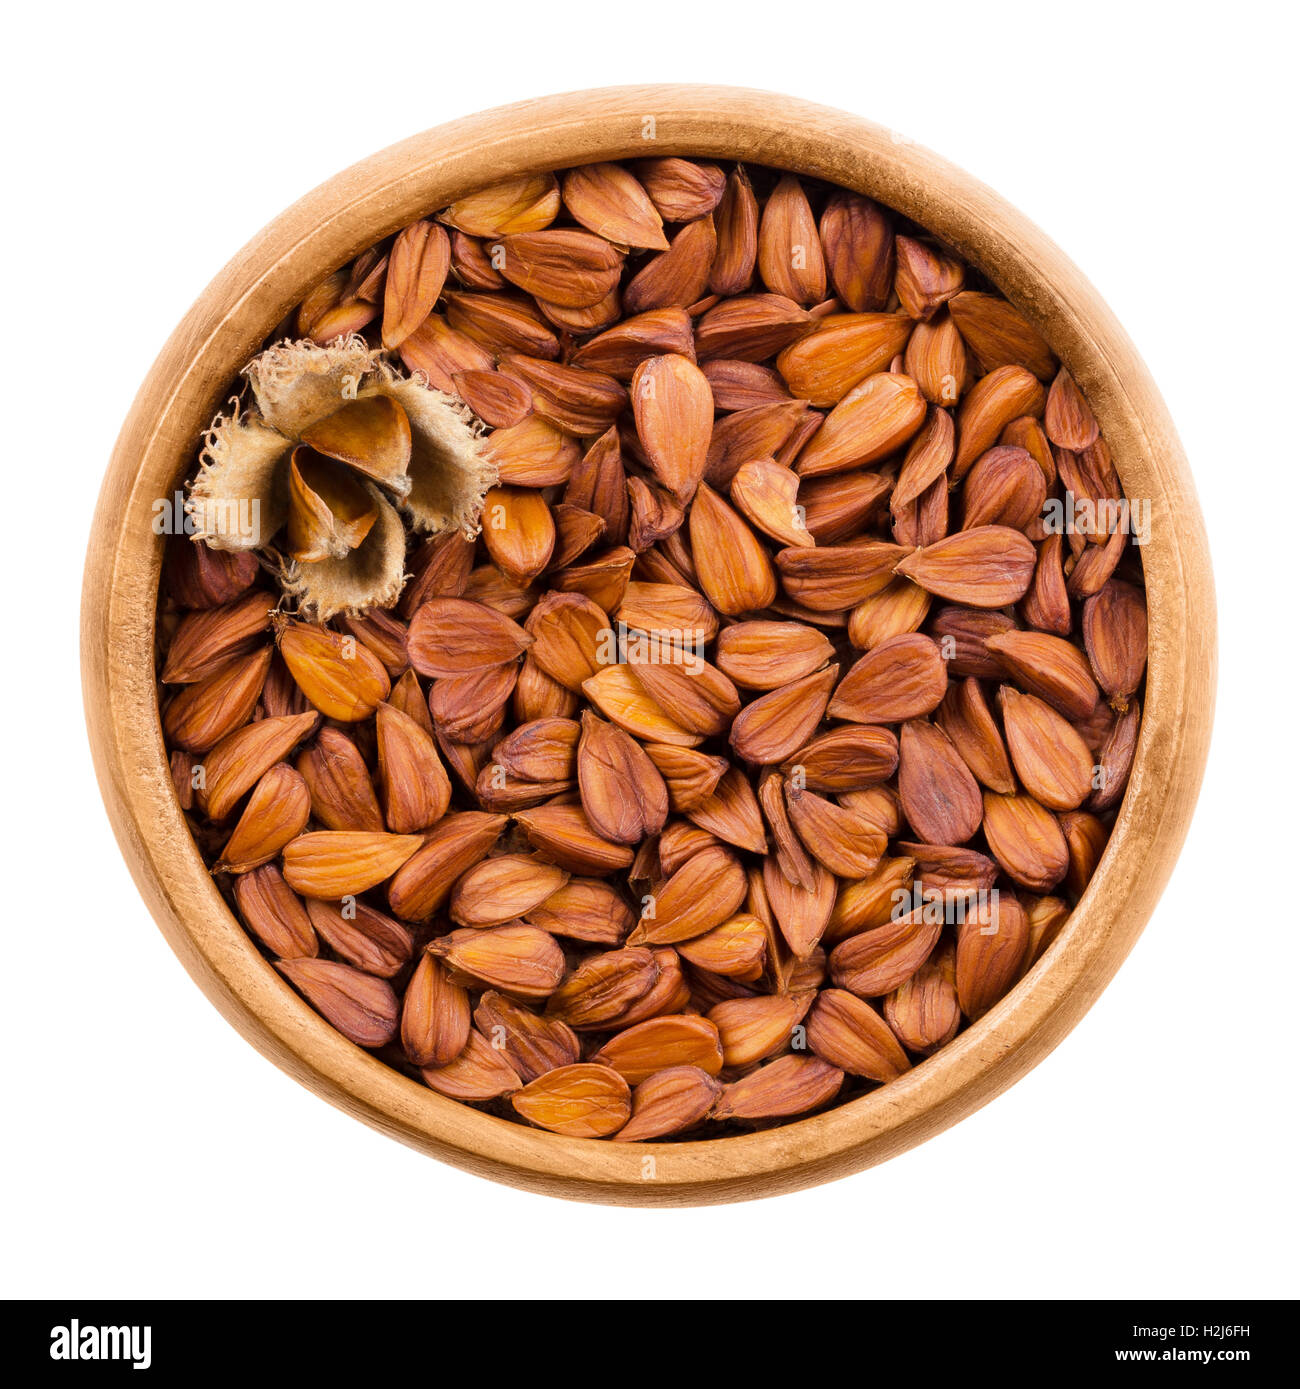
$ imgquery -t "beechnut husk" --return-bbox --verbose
[157,158,1148,1141]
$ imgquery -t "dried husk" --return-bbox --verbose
[189,338,494,619]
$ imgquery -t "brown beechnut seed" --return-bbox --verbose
[511,1063,632,1138]
[163,152,1146,1141]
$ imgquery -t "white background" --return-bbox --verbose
[5,0,1295,1301]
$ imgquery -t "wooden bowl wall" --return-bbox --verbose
[81,86,1216,1205]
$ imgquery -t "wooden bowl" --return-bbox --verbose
[81,85,1216,1205]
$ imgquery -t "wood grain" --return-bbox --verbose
[80,85,1217,1205]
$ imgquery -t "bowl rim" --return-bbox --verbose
[81,84,1216,1206]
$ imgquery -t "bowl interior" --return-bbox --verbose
[81,85,1216,1205]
